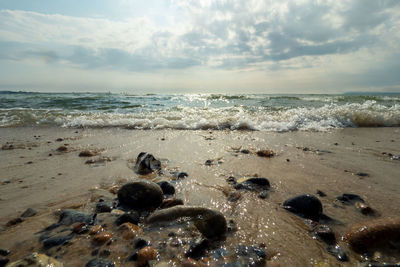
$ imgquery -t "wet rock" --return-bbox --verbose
[241,149,250,154]
[137,246,157,265]
[115,211,140,226]
[258,191,269,199]
[147,206,227,239]
[56,138,64,142]
[256,149,275,157]
[92,232,113,245]
[283,194,323,221]
[227,219,238,232]
[335,194,365,205]
[89,225,104,235]
[185,238,210,260]
[6,253,63,267]
[118,222,141,240]
[205,160,212,166]
[234,177,270,191]
[85,258,115,267]
[171,172,188,179]
[236,245,266,266]
[345,217,400,253]
[326,244,349,262]
[0,249,9,256]
[72,222,89,234]
[157,181,175,195]
[95,202,113,213]
[134,152,161,175]
[227,191,242,202]
[118,181,163,211]
[135,238,150,249]
[312,224,336,244]
[56,145,68,152]
[42,234,73,249]
[59,209,95,226]
[0,256,9,267]
[21,208,37,218]
[181,258,204,267]
[316,190,327,197]
[160,198,184,209]
[79,150,98,157]
[226,176,237,185]
[356,172,369,177]
[6,217,23,227]
[355,202,376,216]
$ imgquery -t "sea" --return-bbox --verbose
[1,91,399,132]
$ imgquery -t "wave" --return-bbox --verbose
[1,101,399,131]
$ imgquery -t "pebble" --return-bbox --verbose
[316,190,327,197]
[92,232,113,245]
[42,234,73,249]
[312,224,336,244]
[79,150,97,157]
[117,180,163,211]
[283,194,323,221]
[157,181,175,195]
[356,172,369,177]
[0,249,9,256]
[134,152,161,175]
[160,198,184,209]
[345,217,400,253]
[0,256,9,267]
[137,246,157,264]
[115,211,140,226]
[95,202,113,213]
[236,245,266,266]
[335,194,365,205]
[234,177,270,191]
[181,258,205,267]
[240,149,250,154]
[355,202,375,216]
[89,225,104,235]
[72,222,88,234]
[85,258,115,267]
[258,191,269,199]
[59,209,95,225]
[56,145,69,152]
[205,160,212,166]
[227,191,242,202]
[135,238,150,249]
[326,244,349,262]
[20,208,37,218]
[256,149,275,157]
[185,238,209,260]
[6,217,23,227]
[6,253,63,267]
[118,222,141,240]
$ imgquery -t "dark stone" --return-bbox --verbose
[240,149,250,154]
[226,176,237,184]
[336,194,365,205]
[227,219,238,232]
[21,208,37,218]
[133,152,161,175]
[56,138,63,142]
[79,150,97,157]
[115,211,140,226]
[256,149,274,157]
[312,224,336,244]
[258,191,268,199]
[157,181,175,195]
[234,177,270,192]
[193,211,227,239]
[59,209,95,226]
[205,160,212,166]
[56,145,68,152]
[316,190,327,197]
[0,249,9,256]
[85,258,115,267]
[356,172,369,177]
[96,202,113,213]
[160,198,184,209]
[326,244,349,262]
[0,256,9,267]
[99,249,111,257]
[283,194,323,221]
[236,245,266,266]
[135,238,149,249]
[185,238,210,260]
[42,234,74,249]
[6,217,23,227]
[118,181,163,211]
[227,191,241,202]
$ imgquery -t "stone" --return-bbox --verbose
[0,249,9,256]
[316,190,327,197]
[345,217,400,253]
[205,160,212,166]
[137,246,157,264]
[356,172,369,177]
[326,244,349,262]
[72,222,88,234]
[236,245,266,266]
[240,149,250,154]
[171,172,188,179]
[355,202,375,216]
[117,181,163,211]
[95,202,113,213]
[118,222,141,240]
[283,194,323,221]
[89,225,104,235]
[6,217,23,227]
[42,234,73,249]
[79,150,97,157]
[21,208,37,218]
[185,238,209,260]
[258,191,269,199]
[56,145,68,152]
[160,198,184,209]
[92,232,113,245]
[134,152,161,175]
[115,211,140,226]
[157,181,175,195]
[336,194,365,205]
[6,253,63,267]
[227,191,242,202]
[0,256,9,267]
[256,149,275,157]
[234,177,270,191]
[85,258,115,267]
[193,210,227,239]
[312,224,336,244]
[135,238,150,249]
[59,209,95,226]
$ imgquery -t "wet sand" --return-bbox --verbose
[0,127,399,266]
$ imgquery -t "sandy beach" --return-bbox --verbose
[0,127,399,266]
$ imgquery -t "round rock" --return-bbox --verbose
[118,181,163,211]
[283,194,323,221]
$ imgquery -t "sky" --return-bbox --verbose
[0,0,399,94]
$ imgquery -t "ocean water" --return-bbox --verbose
[0,91,399,131]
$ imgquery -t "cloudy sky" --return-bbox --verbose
[0,0,399,93]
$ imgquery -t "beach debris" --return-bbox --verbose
[345,217,400,253]
[147,206,227,239]
[134,152,161,175]
[6,253,63,267]
[117,181,163,211]
[256,149,275,157]
[326,244,349,262]
[20,208,37,218]
[157,181,175,196]
[85,258,115,267]
[283,194,323,221]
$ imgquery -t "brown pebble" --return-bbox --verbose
[118,222,141,240]
[355,202,375,216]
[256,149,275,157]
[56,145,68,152]
[79,150,97,157]
[89,225,104,235]
[108,185,120,194]
[6,217,23,227]
[137,246,157,264]
[345,217,400,253]
[92,232,113,245]
[72,222,87,233]
[160,198,184,209]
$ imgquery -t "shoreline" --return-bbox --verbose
[0,127,399,266]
